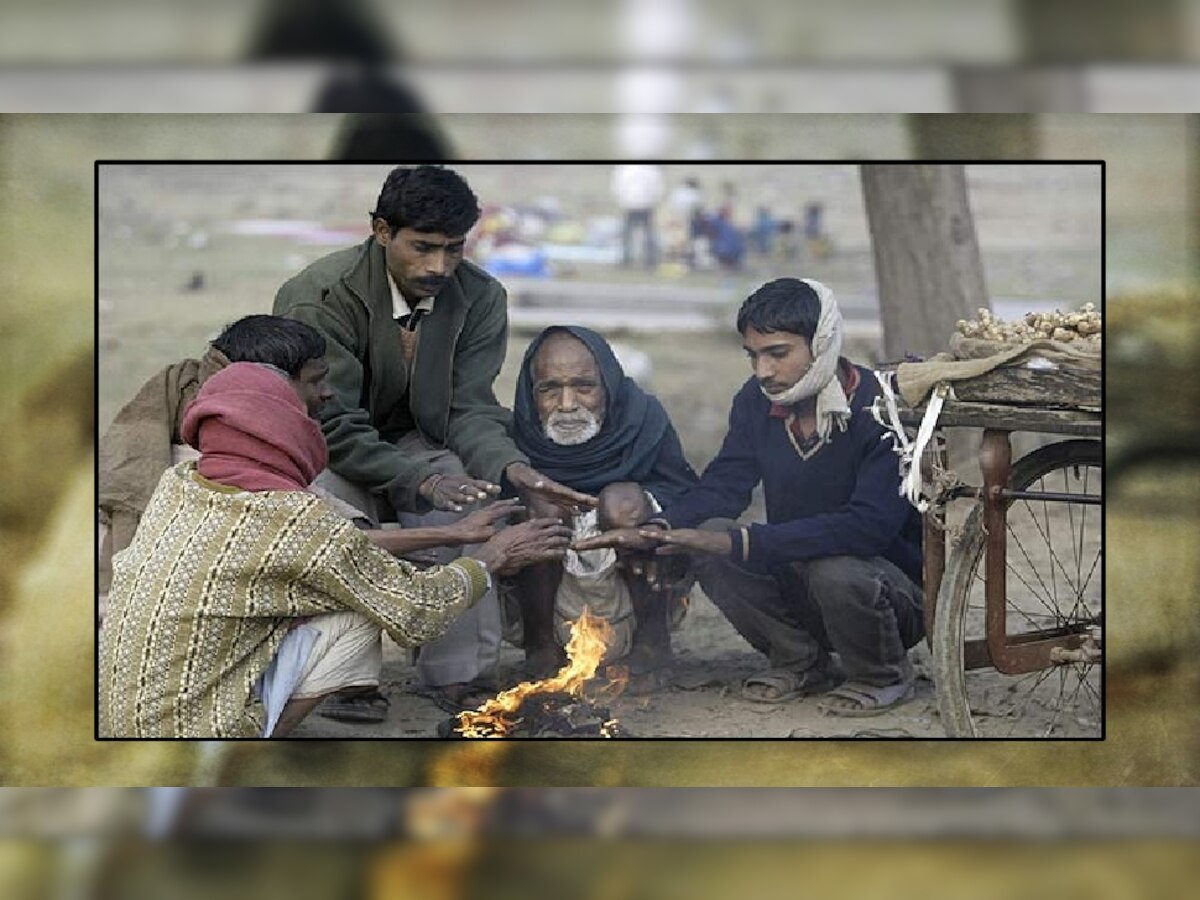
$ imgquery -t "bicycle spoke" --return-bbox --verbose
[1077,464,1091,589]
[1040,474,1060,617]
[1076,549,1102,619]
[988,665,1058,737]
[1039,667,1070,737]
[1044,664,1093,737]
[968,559,1063,636]
[1004,527,1071,625]
[1016,497,1096,614]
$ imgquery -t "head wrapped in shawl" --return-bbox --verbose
[181,362,328,492]
[512,326,696,503]
[757,277,852,447]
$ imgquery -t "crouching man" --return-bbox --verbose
[99,331,571,738]
[508,326,698,684]
[577,278,924,716]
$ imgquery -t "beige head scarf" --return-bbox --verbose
[759,277,851,445]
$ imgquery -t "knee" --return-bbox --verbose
[804,556,877,599]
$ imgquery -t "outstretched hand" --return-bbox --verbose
[505,462,597,515]
[618,555,691,593]
[636,528,732,557]
[475,517,574,576]
[445,498,524,545]
[570,526,661,554]
[420,473,502,513]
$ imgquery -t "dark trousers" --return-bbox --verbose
[621,208,658,268]
[693,519,924,687]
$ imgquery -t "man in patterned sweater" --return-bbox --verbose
[99,321,570,738]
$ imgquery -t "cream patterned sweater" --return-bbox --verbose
[99,463,488,738]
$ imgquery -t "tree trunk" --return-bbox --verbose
[860,164,990,362]
[909,113,1039,159]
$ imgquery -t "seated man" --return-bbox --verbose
[99,337,572,738]
[99,315,377,598]
[99,314,388,723]
[509,326,698,681]
[273,164,595,713]
[577,278,924,716]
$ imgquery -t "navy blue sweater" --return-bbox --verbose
[662,365,923,585]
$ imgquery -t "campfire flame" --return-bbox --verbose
[455,607,624,738]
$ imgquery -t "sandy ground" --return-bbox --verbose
[293,584,946,741]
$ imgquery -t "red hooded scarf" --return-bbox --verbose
[180,362,328,493]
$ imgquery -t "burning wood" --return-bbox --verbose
[448,608,629,738]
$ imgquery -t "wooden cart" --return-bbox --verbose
[899,394,1102,738]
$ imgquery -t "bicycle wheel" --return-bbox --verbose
[934,440,1102,737]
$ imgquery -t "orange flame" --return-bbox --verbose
[455,607,621,738]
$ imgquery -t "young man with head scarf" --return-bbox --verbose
[99,322,571,738]
[510,326,698,682]
[577,278,924,716]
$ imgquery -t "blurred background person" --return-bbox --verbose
[663,174,705,271]
[611,163,665,270]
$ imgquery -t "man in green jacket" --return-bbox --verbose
[274,164,594,713]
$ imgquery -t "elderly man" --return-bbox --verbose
[273,165,594,712]
[509,326,698,681]
[578,278,924,716]
[99,322,572,738]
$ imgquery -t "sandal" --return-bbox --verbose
[817,681,915,718]
[316,689,390,723]
[741,666,842,704]
[418,681,498,714]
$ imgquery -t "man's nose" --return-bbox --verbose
[425,249,449,276]
[754,358,774,381]
[558,387,578,410]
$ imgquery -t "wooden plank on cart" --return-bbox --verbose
[951,365,1100,409]
[898,400,1101,436]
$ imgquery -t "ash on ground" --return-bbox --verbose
[438,691,628,739]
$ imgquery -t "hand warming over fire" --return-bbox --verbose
[570,525,663,553]
[444,498,524,544]
[472,517,573,576]
[637,528,732,557]
[505,461,598,513]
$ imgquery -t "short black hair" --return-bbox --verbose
[735,278,821,344]
[370,165,480,236]
[210,315,326,378]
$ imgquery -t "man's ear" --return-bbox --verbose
[371,218,393,246]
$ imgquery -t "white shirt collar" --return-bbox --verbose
[387,269,437,321]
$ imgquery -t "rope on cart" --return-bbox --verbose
[870,370,952,514]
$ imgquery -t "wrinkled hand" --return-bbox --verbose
[618,556,678,592]
[445,498,524,545]
[420,473,501,512]
[476,517,574,576]
[571,525,663,554]
[638,528,732,557]
[505,462,597,514]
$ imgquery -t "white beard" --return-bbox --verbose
[545,409,602,446]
